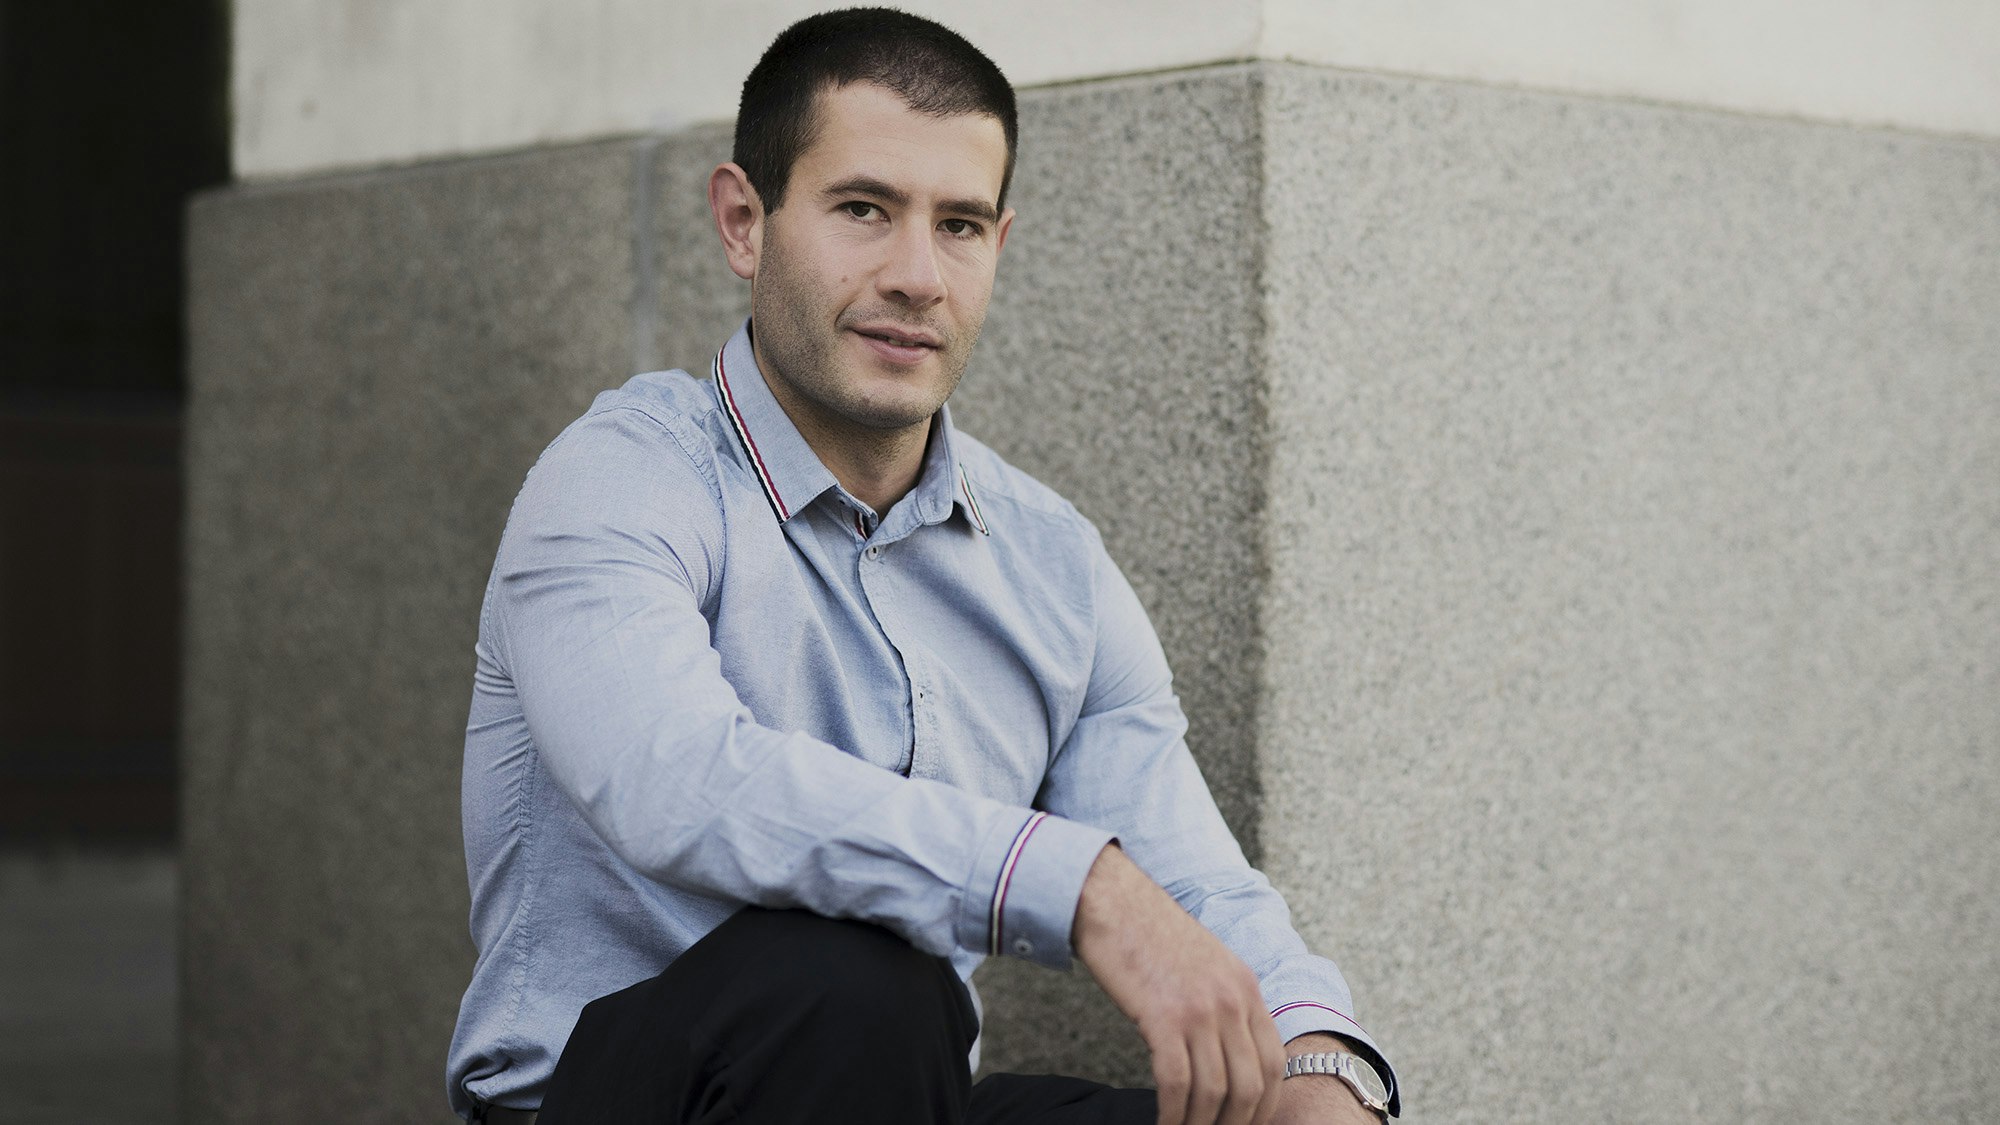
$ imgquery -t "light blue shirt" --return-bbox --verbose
[447,322,1396,1115]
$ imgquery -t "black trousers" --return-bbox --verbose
[536,907,1157,1124]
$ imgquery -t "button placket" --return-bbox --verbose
[858,542,919,775]
[907,665,933,778]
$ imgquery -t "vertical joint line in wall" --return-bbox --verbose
[631,136,666,375]
[1242,62,1275,869]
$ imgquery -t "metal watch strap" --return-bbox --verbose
[1283,1051,1390,1115]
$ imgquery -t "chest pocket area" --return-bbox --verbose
[910,632,1063,806]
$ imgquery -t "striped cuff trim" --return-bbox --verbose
[1269,1000,1370,1039]
[987,811,1049,955]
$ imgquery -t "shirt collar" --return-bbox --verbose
[712,321,837,523]
[712,319,991,536]
[911,402,991,537]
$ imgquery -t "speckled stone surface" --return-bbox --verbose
[1256,65,2000,1122]
[183,62,2000,1123]
[647,124,750,373]
[183,139,641,1122]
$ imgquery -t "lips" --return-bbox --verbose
[851,324,941,350]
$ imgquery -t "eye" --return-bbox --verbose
[940,218,983,238]
[840,201,882,220]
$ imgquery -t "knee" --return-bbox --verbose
[716,907,973,1042]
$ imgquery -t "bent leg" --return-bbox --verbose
[537,906,978,1124]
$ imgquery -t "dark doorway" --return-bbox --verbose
[0,0,229,844]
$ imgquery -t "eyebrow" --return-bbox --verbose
[820,175,1001,225]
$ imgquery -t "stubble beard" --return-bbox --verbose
[750,235,979,436]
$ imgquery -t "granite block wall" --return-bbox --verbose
[1255,66,2000,1123]
[182,141,641,1119]
[183,63,2000,1122]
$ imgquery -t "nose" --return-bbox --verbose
[877,220,945,309]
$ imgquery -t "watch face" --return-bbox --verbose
[1348,1057,1389,1104]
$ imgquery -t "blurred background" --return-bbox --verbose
[1,1,224,1120]
[3,2,1997,1123]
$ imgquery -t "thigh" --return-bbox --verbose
[969,1072,1157,1125]
[538,907,976,1124]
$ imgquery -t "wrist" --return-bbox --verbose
[1071,843,1149,963]
[1285,1031,1350,1053]
[1277,1072,1383,1124]
[1282,1036,1391,1119]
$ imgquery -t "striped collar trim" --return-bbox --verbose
[709,322,838,525]
[712,346,789,522]
[957,466,990,536]
[711,320,992,537]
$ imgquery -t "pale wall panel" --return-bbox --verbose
[1258,63,2000,1122]
[233,1,2000,178]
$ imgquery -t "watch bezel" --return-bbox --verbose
[1343,1052,1389,1106]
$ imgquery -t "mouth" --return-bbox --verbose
[851,324,942,350]
[849,323,943,367]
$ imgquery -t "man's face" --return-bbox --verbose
[746,82,1013,439]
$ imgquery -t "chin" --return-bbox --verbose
[840,374,953,430]
[845,400,941,432]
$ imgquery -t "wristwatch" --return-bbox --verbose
[1283,1050,1391,1116]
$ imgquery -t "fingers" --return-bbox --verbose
[1078,857,1286,1125]
[1157,1008,1279,1125]
[1215,1010,1274,1125]
[1247,1010,1286,1125]
[1153,1038,1190,1125]
[1185,1030,1229,1125]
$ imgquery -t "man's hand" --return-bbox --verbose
[1073,844,1287,1125]
[1270,1033,1385,1124]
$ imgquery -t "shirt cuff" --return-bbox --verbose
[957,810,1113,969]
[1272,1001,1402,1117]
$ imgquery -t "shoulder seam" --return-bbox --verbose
[592,402,732,607]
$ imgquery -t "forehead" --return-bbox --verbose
[793,82,1009,205]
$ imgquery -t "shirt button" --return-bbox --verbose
[865,546,881,560]
[1012,937,1034,957]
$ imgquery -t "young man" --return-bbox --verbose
[447,9,1397,1124]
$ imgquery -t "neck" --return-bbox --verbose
[796,414,931,516]
[751,351,933,516]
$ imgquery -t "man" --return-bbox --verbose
[447,9,1398,1124]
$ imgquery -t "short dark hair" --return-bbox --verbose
[734,7,1018,214]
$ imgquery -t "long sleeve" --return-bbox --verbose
[1035,532,1401,1112]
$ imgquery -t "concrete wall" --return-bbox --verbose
[182,142,643,1116]
[233,1,2000,178]
[185,61,2000,1122]
[1255,65,2000,1120]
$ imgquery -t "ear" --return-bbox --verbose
[709,162,764,281]
[993,205,1015,256]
